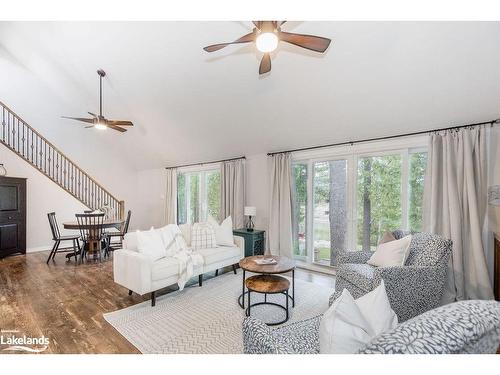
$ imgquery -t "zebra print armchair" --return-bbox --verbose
[329,231,452,322]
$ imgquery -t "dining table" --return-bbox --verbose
[62,218,125,260]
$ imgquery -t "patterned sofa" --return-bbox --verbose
[329,231,452,322]
[242,300,500,354]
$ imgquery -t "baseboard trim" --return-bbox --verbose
[296,261,336,276]
[27,245,52,253]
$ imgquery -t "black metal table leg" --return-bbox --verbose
[242,269,245,308]
[285,289,289,321]
[292,269,295,307]
[247,290,251,317]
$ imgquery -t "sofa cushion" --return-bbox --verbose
[151,257,180,281]
[196,246,240,265]
[359,300,500,354]
[336,263,376,292]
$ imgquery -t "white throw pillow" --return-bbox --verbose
[355,281,398,334]
[136,228,166,261]
[191,223,217,250]
[207,215,235,247]
[319,281,397,354]
[367,234,412,267]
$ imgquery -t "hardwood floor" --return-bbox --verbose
[0,251,335,354]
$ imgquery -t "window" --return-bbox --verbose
[291,143,427,267]
[177,169,221,224]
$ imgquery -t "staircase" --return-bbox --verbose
[0,101,124,219]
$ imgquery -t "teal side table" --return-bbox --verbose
[233,229,265,257]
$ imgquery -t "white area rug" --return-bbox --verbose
[104,271,334,353]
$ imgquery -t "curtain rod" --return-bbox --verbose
[165,156,246,169]
[267,119,500,156]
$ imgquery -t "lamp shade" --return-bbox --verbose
[244,206,257,216]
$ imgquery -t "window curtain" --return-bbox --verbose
[423,126,494,302]
[164,168,177,224]
[220,159,245,228]
[268,153,293,257]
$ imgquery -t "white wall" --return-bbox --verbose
[245,153,270,234]
[135,168,166,230]
[1,146,87,252]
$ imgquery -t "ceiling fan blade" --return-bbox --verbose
[85,126,94,128]
[88,112,98,117]
[61,116,95,124]
[259,53,271,75]
[203,31,256,52]
[107,124,127,133]
[279,31,331,53]
[106,120,134,126]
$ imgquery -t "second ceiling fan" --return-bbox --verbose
[62,70,133,133]
[203,21,331,74]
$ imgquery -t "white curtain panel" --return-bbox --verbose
[221,159,245,228]
[268,153,293,258]
[424,126,494,302]
[164,168,177,225]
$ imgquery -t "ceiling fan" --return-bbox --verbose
[203,21,331,74]
[62,70,133,133]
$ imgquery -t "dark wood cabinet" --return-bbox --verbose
[0,177,26,258]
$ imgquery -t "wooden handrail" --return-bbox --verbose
[0,101,124,220]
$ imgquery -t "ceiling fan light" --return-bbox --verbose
[95,122,107,130]
[256,32,278,53]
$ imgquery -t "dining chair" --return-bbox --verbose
[75,213,108,262]
[106,210,132,254]
[46,212,81,264]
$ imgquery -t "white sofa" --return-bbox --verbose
[113,224,245,306]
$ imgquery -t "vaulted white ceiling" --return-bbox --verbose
[1,21,500,170]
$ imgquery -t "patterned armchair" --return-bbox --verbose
[243,300,500,354]
[329,231,452,322]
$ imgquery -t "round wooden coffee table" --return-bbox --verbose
[238,255,296,310]
[245,274,290,325]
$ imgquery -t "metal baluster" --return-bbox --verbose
[2,107,5,142]
[22,122,25,158]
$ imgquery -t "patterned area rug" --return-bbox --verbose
[104,271,334,353]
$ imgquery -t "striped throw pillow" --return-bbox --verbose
[191,223,217,250]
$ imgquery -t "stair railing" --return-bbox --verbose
[0,101,124,220]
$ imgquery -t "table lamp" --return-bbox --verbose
[244,206,256,232]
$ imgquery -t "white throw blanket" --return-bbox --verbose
[161,225,204,290]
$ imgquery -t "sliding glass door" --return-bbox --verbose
[356,154,402,250]
[293,158,348,266]
[291,146,427,267]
